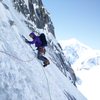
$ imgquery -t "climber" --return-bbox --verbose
[25,32,50,67]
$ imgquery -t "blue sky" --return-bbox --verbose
[42,0,100,49]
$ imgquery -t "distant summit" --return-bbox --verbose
[59,38,100,66]
[59,38,90,49]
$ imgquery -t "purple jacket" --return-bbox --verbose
[26,32,42,47]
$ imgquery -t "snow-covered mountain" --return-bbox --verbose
[59,38,100,100]
[59,38,91,64]
[59,38,100,69]
[0,0,86,100]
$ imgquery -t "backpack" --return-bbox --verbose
[39,33,47,46]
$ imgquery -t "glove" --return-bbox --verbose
[25,39,28,43]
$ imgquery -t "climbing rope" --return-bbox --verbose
[0,32,52,100]
[0,50,34,62]
[41,65,52,100]
[0,50,52,100]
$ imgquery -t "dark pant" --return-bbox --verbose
[37,50,48,63]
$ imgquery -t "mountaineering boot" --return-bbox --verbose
[43,60,50,67]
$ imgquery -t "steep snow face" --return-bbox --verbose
[0,0,86,100]
[59,39,100,100]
